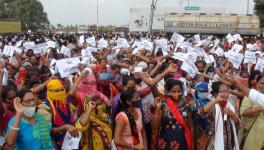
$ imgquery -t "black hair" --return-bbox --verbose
[26,49,34,57]
[2,85,17,101]
[256,74,264,83]
[119,88,136,107]
[114,88,139,143]
[239,70,249,77]
[16,89,33,102]
[249,70,261,88]
[25,67,40,84]
[211,81,226,97]
[122,76,135,87]
[164,78,183,92]
[195,59,206,67]
[111,64,121,71]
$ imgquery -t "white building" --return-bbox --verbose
[129,0,255,32]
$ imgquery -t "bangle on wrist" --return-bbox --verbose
[10,126,20,131]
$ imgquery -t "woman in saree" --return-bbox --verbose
[240,74,264,150]
[5,89,54,150]
[200,81,240,150]
[151,78,194,150]
[37,79,80,149]
[193,82,211,150]
[75,71,110,112]
[76,93,112,150]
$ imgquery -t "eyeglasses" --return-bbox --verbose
[22,98,36,105]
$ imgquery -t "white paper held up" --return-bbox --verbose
[61,131,82,150]
[56,57,80,78]
[170,32,185,44]
[244,51,256,64]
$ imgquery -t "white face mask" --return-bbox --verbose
[23,106,36,117]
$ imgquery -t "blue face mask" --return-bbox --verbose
[207,72,214,77]
[198,92,209,99]
[216,61,223,67]
[98,73,114,80]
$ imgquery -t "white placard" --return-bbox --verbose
[246,44,256,51]
[97,38,108,49]
[213,39,220,49]
[132,41,142,49]
[86,37,96,47]
[255,58,264,71]
[87,47,98,53]
[23,41,35,48]
[116,38,130,49]
[172,52,187,61]
[33,43,47,54]
[231,44,243,53]
[2,68,8,86]
[155,38,169,52]
[3,46,15,57]
[60,45,71,57]
[141,40,153,52]
[81,48,94,60]
[170,32,185,44]
[61,131,82,150]
[46,41,56,48]
[79,35,85,45]
[56,57,80,78]
[16,40,23,47]
[194,34,200,41]
[233,34,242,41]
[204,54,215,64]
[23,42,35,53]
[228,51,244,69]
[244,51,256,64]
[14,47,22,54]
[214,47,224,56]
[181,59,199,77]
[226,33,235,44]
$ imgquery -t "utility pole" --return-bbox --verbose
[148,0,158,33]
[97,0,99,31]
[247,0,249,15]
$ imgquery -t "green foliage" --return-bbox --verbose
[0,0,49,31]
[255,0,264,27]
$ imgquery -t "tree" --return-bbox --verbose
[57,23,62,29]
[0,0,49,31]
[255,0,264,28]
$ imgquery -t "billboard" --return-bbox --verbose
[129,0,254,31]
[164,14,259,35]
[0,21,22,33]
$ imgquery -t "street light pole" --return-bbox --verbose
[97,0,99,31]
[247,0,249,15]
[149,0,158,33]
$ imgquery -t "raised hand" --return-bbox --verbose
[66,124,79,137]
[88,101,96,111]
[167,63,178,73]
[13,97,24,115]
[154,97,162,109]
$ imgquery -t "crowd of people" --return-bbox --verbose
[0,31,264,150]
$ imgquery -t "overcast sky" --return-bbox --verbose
[39,0,254,26]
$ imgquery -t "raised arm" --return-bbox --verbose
[5,98,23,145]
[135,63,176,87]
